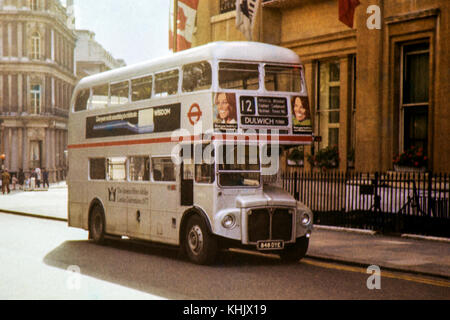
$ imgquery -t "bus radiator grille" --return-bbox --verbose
[248,208,292,243]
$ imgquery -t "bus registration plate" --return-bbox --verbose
[257,240,284,251]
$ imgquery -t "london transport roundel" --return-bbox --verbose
[188,103,202,126]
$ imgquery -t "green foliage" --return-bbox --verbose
[308,145,339,170]
[288,147,304,161]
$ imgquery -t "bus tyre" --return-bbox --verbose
[279,236,309,263]
[89,205,106,244]
[184,215,218,265]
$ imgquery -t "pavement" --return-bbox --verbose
[0,183,449,280]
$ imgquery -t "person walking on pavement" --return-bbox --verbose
[42,168,49,189]
[2,168,11,194]
[35,167,41,188]
[18,168,25,190]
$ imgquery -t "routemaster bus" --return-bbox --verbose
[68,41,314,265]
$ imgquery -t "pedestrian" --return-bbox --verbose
[25,175,30,190]
[42,168,49,189]
[35,167,41,188]
[18,168,25,190]
[2,168,11,194]
[30,169,36,190]
[12,175,17,190]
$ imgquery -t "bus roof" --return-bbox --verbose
[75,41,302,90]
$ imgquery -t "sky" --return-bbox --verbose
[67,0,172,66]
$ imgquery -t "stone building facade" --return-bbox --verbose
[0,0,77,181]
[192,0,450,172]
[75,29,126,80]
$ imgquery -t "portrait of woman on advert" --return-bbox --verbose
[292,96,312,133]
[213,92,237,131]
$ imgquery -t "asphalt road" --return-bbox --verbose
[0,213,448,300]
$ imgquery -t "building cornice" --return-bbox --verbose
[0,59,77,83]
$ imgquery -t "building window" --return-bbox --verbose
[401,42,430,156]
[31,32,41,60]
[316,59,340,148]
[29,0,39,10]
[220,0,236,14]
[30,84,41,114]
[30,141,42,169]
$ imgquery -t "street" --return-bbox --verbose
[0,213,448,300]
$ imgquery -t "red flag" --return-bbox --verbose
[169,0,199,52]
[339,0,360,28]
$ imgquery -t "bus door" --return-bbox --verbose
[180,144,194,206]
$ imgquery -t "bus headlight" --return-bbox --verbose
[222,214,236,229]
[301,212,312,226]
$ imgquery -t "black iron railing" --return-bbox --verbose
[282,170,450,237]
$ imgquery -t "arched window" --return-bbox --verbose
[31,32,41,60]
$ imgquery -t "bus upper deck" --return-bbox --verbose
[69,41,313,148]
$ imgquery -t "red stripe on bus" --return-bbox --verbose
[67,135,312,149]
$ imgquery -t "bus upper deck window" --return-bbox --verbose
[74,89,90,112]
[91,84,109,110]
[219,62,259,90]
[182,61,212,92]
[155,69,179,97]
[264,65,302,93]
[110,81,129,105]
[132,76,152,101]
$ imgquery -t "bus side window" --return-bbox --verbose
[89,158,106,180]
[194,144,215,184]
[91,84,109,109]
[132,76,153,101]
[107,157,127,181]
[129,156,150,181]
[152,157,175,182]
[155,69,179,97]
[182,61,212,92]
[74,89,90,112]
[110,81,129,105]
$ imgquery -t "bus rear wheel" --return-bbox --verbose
[184,215,218,265]
[89,205,106,244]
[279,236,309,263]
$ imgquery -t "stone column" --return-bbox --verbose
[355,0,383,172]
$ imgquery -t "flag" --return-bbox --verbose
[236,0,261,40]
[169,0,199,52]
[338,0,360,28]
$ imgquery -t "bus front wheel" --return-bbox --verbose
[279,236,309,263]
[89,205,106,244]
[184,215,218,265]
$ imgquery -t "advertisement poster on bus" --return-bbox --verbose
[86,103,181,139]
[291,96,312,134]
[213,92,238,131]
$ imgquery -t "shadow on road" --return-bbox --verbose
[43,238,303,299]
